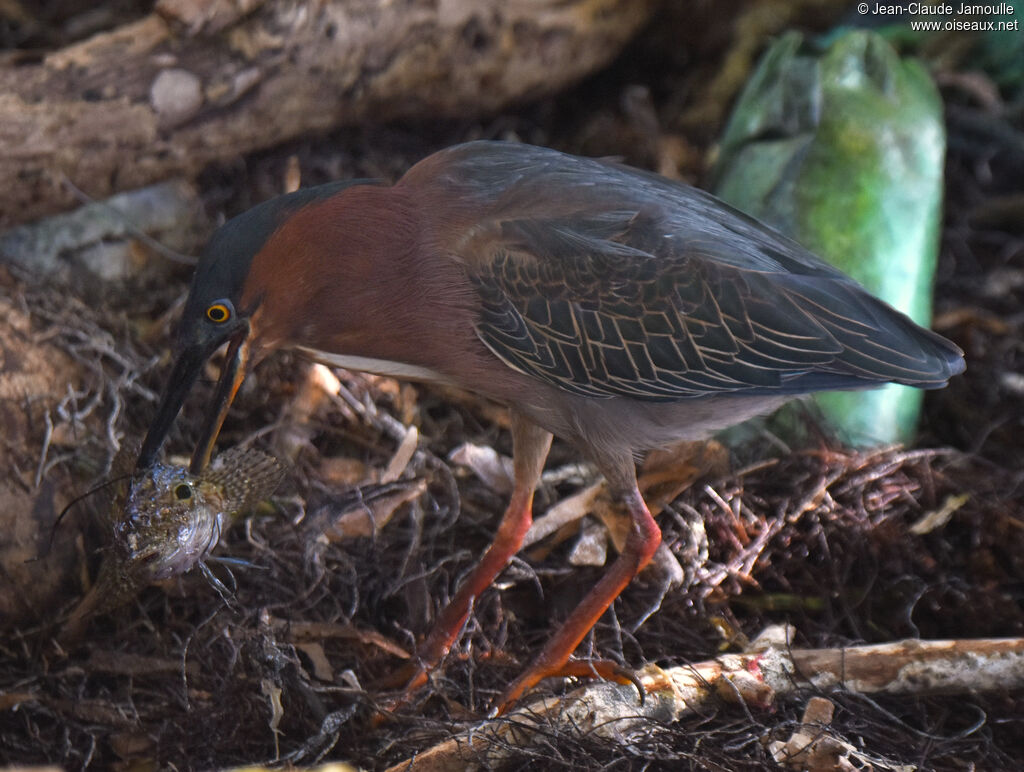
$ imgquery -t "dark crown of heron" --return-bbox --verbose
[177,179,382,350]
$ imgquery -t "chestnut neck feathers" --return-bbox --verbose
[240,184,501,388]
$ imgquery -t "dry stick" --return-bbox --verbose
[384,630,1024,772]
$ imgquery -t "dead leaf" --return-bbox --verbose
[270,617,411,660]
[523,481,605,548]
[295,642,334,682]
[318,456,369,486]
[260,678,284,760]
[568,519,608,566]
[324,479,427,540]
[449,442,514,495]
[382,424,418,483]
[0,691,36,710]
[909,493,970,535]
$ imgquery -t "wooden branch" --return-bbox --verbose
[0,0,659,227]
[385,629,1024,771]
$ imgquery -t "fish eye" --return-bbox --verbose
[173,483,193,500]
[206,300,232,323]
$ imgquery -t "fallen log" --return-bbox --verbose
[0,0,659,227]
[385,627,1024,771]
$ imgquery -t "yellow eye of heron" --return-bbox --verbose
[206,303,231,323]
[173,483,193,500]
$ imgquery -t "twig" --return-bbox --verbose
[34,409,53,489]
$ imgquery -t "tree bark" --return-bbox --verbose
[0,0,659,227]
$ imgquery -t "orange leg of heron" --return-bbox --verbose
[385,417,552,699]
[492,486,661,715]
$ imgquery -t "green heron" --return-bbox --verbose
[136,141,964,712]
